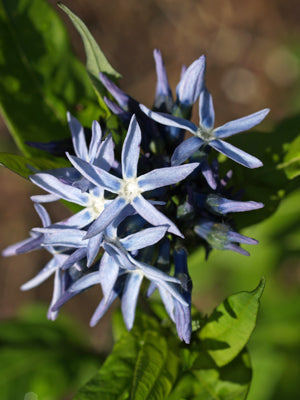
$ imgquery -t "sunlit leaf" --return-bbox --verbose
[198,278,265,367]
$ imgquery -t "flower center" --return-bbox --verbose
[196,126,215,142]
[119,177,141,203]
[88,192,106,218]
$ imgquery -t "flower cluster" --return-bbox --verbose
[2,50,268,343]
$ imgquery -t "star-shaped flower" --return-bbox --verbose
[67,115,199,238]
[140,87,270,168]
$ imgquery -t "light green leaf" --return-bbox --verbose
[75,314,179,400]
[0,0,99,156]
[198,278,265,367]
[0,152,69,178]
[58,2,121,108]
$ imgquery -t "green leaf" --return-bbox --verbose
[0,0,99,156]
[75,313,179,400]
[58,2,121,109]
[0,304,102,400]
[278,133,300,179]
[168,349,252,400]
[198,278,265,367]
[0,152,69,178]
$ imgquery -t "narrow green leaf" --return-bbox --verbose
[0,152,69,178]
[198,278,265,367]
[58,2,121,108]
[0,0,98,156]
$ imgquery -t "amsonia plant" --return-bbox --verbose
[2,1,298,399]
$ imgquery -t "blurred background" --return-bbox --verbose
[1,0,300,399]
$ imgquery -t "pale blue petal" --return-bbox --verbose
[227,231,258,245]
[209,139,263,168]
[30,173,89,206]
[140,104,198,134]
[90,290,118,327]
[94,133,115,171]
[158,287,175,321]
[2,235,42,256]
[86,197,127,238]
[34,204,51,227]
[224,243,250,256]
[67,154,121,193]
[157,280,189,307]
[128,255,180,284]
[69,271,100,292]
[59,208,94,229]
[87,233,103,267]
[21,258,59,290]
[199,87,215,129]
[104,242,134,270]
[40,228,87,248]
[122,115,141,179]
[132,195,183,237]
[176,55,206,105]
[67,112,88,159]
[88,120,102,162]
[99,72,130,109]
[99,252,119,300]
[121,272,143,330]
[171,136,203,166]
[62,248,87,270]
[214,108,270,138]
[47,268,64,321]
[31,193,61,203]
[153,49,173,104]
[174,300,191,343]
[120,225,168,251]
[138,162,199,192]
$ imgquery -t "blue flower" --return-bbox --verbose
[140,87,270,168]
[67,115,199,238]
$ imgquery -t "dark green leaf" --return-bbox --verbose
[0,0,99,156]
[168,349,251,400]
[0,152,69,178]
[198,278,265,367]
[58,2,121,110]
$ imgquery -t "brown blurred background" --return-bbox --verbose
[1,0,300,349]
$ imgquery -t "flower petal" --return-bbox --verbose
[86,196,127,238]
[120,225,169,251]
[132,195,183,237]
[30,173,89,206]
[67,154,121,193]
[140,104,198,134]
[67,112,88,160]
[176,55,206,105]
[214,108,270,138]
[138,162,199,192]
[171,136,203,166]
[199,87,215,129]
[88,120,102,162]
[122,115,141,179]
[21,258,59,290]
[209,139,263,168]
[99,252,119,301]
[121,272,143,330]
